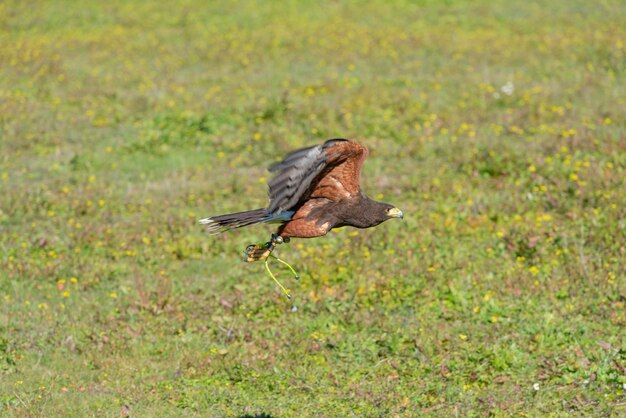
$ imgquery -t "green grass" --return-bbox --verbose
[1,0,626,416]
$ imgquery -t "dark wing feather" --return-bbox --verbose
[267,139,368,214]
[267,143,327,214]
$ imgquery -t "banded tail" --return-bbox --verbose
[199,208,293,234]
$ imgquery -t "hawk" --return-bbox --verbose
[200,139,403,297]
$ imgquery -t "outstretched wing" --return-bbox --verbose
[267,139,368,214]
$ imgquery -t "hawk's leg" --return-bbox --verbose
[243,234,298,298]
[243,241,274,263]
[243,234,285,262]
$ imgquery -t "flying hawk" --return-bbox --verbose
[200,139,403,297]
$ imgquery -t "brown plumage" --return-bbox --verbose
[200,139,403,241]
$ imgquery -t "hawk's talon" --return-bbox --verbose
[243,235,299,298]
[243,242,273,263]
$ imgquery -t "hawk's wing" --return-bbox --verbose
[267,139,368,214]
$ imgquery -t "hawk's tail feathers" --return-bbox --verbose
[199,208,293,235]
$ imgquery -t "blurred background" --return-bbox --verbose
[1,0,625,415]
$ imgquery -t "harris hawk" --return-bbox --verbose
[200,139,403,297]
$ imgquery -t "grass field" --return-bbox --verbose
[1,0,626,416]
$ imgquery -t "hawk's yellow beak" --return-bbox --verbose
[387,207,404,219]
